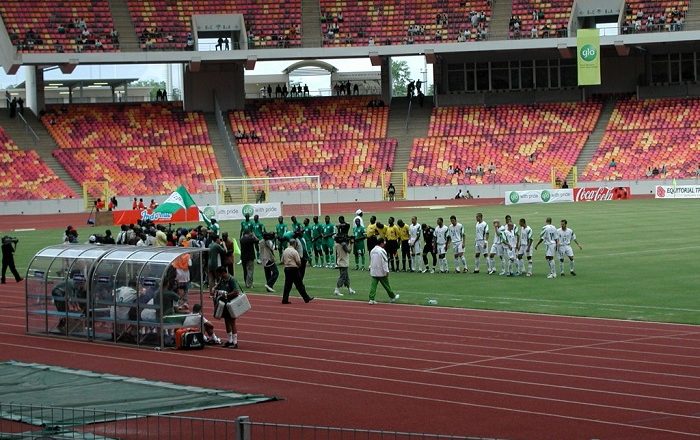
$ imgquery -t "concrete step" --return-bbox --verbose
[301,0,322,48]
[568,96,618,183]
[107,0,141,51]
[204,113,242,178]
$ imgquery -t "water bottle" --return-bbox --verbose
[427,299,438,305]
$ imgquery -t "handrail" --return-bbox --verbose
[213,92,245,177]
[405,97,413,130]
[17,110,40,145]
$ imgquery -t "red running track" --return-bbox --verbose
[1,281,699,440]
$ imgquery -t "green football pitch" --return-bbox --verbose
[8,198,699,324]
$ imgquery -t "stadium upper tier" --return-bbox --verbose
[126,0,301,50]
[622,0,688,33]
[319,0,491,46]
[429,101,600,136]
[53,145,221,196]
[41,103,210,149]
[238,139,396,189]
[410,101,602,185]
[509,0,573,39]
[229,97,388,142]
[582,97,700,180]
[408,133,588,186]
[0,127,77,200]
[0,0,117,53]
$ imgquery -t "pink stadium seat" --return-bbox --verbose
[0,127,77,200]
[41,102,221,195]
[410,101,602,185]
[582,97,700,180]
[0,0,118,53]
[509,0,573,39]
[622,0,688,33]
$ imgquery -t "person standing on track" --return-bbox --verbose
[281,239,314,304]
[368,238,399,305]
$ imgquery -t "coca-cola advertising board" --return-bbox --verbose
[573,187,630,202]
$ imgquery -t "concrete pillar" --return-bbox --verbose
[25,66,45,115]
[183,61,245,111]
[380,56,392,103]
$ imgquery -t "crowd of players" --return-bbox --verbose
[250,210,583,283]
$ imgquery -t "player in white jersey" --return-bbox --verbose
[408,216,424,272]
[517,218,533,276]
[534,217,560,278]
[434,217,449,273]
[487,219,502,275]
[557,219,582,276]
[502,222,518,276]
[495,215,511,275]
[448,215,468,273]
[474,213,489,274]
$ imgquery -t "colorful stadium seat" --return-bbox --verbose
[0,0,117,53]
[0,127,77,200]
[510,0,573,39]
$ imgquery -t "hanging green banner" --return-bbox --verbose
[577,29,601,86]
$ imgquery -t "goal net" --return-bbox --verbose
[215,175,322,217]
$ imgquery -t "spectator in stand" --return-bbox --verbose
[138,198,145,210]
[149,199,157,210]
[531,26,538,39]
[224,37,230,50]
[186,33,194,50]
[132,198,138,209]
[447,165,454,175]
[465,166,473,176]
[303,84,310,96]
[661,164,667,175]
[609,158,617,168]
[477,164,484,176]
[652,166,659,176]
[488,162,496,173]
[216,37,223,50]
[646,167,653,177]
[695,164,700,176]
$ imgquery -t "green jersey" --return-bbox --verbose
[311,223,323,248]
[303,225,313,246]
[353,225,366,241]
[291,221,303,234]
[275,223,288,239]
[252,221,265,239]
[322,223,335,240]
[240,219,254,236]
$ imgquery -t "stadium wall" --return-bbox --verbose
[183,62,246,112]
[2,180,697,216]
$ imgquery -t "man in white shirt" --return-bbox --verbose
[502,222,517,276]
[474,212,489,273]
[368,238,399,305]
[434,217,449,273]
[448,215,468,273]
[408,216,423,273]
[517,218,533,276]
[534,217,559,279]
[557,219,582,276]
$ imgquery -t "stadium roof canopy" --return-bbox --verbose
[282,60,338,74]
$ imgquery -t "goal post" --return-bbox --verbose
[215,175,322,217]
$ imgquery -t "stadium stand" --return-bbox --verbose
[0,0,118,53]
[409,101,602,185]
[53,145,220,195]
[230,97,395,188]
[621,0,688,33]
[237,139,397,189]
[40,103,220,195]
[0,127,77,200]
[229,97,388,142]
[319,0,491,46]
[582,97,700,180]
[126,0,302,50]
[509,0,573,39]
[42,103,210,149]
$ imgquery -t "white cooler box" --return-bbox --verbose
[226,294,251,318]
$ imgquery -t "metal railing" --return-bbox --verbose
[214,91,245,177]
[16,111,39,145]
[237,418,502,440]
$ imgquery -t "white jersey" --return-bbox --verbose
[503,229,517,248]
[540,224,558,245]
[492,226,502,245]
[448,223,464,243]
[435,225,449,245]
[475,221,489,242]
[498,225,507,244]
[519,226,533,246]
[408,223,421,242]
[558,228,576,246]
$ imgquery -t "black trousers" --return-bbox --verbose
[264,263,279,288]
[1,256,21,282]
[282,267,311,302]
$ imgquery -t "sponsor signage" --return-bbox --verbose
[574,187,631,202]
[203,203,282,221]
[577,29,601,86]
[655,185,700,199]
[505,189,574,206]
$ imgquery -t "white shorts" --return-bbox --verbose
[490,243,503,256]
[545,243,557,258]
[475,240,488,255]
[505,247,516,260]
[437,243,447,255]
[411,240,422,254]
[559,245,574,258]
[452,241,464,254]
[518,244,532,257]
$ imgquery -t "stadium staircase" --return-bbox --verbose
[0,111,82,196]
[301,0,323,47]
[107,0,141,51]
[568,96,617,183]
[387,96,433,197]
[487,0,512,39]
[204,113,241,179]
[684,1,700,30]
